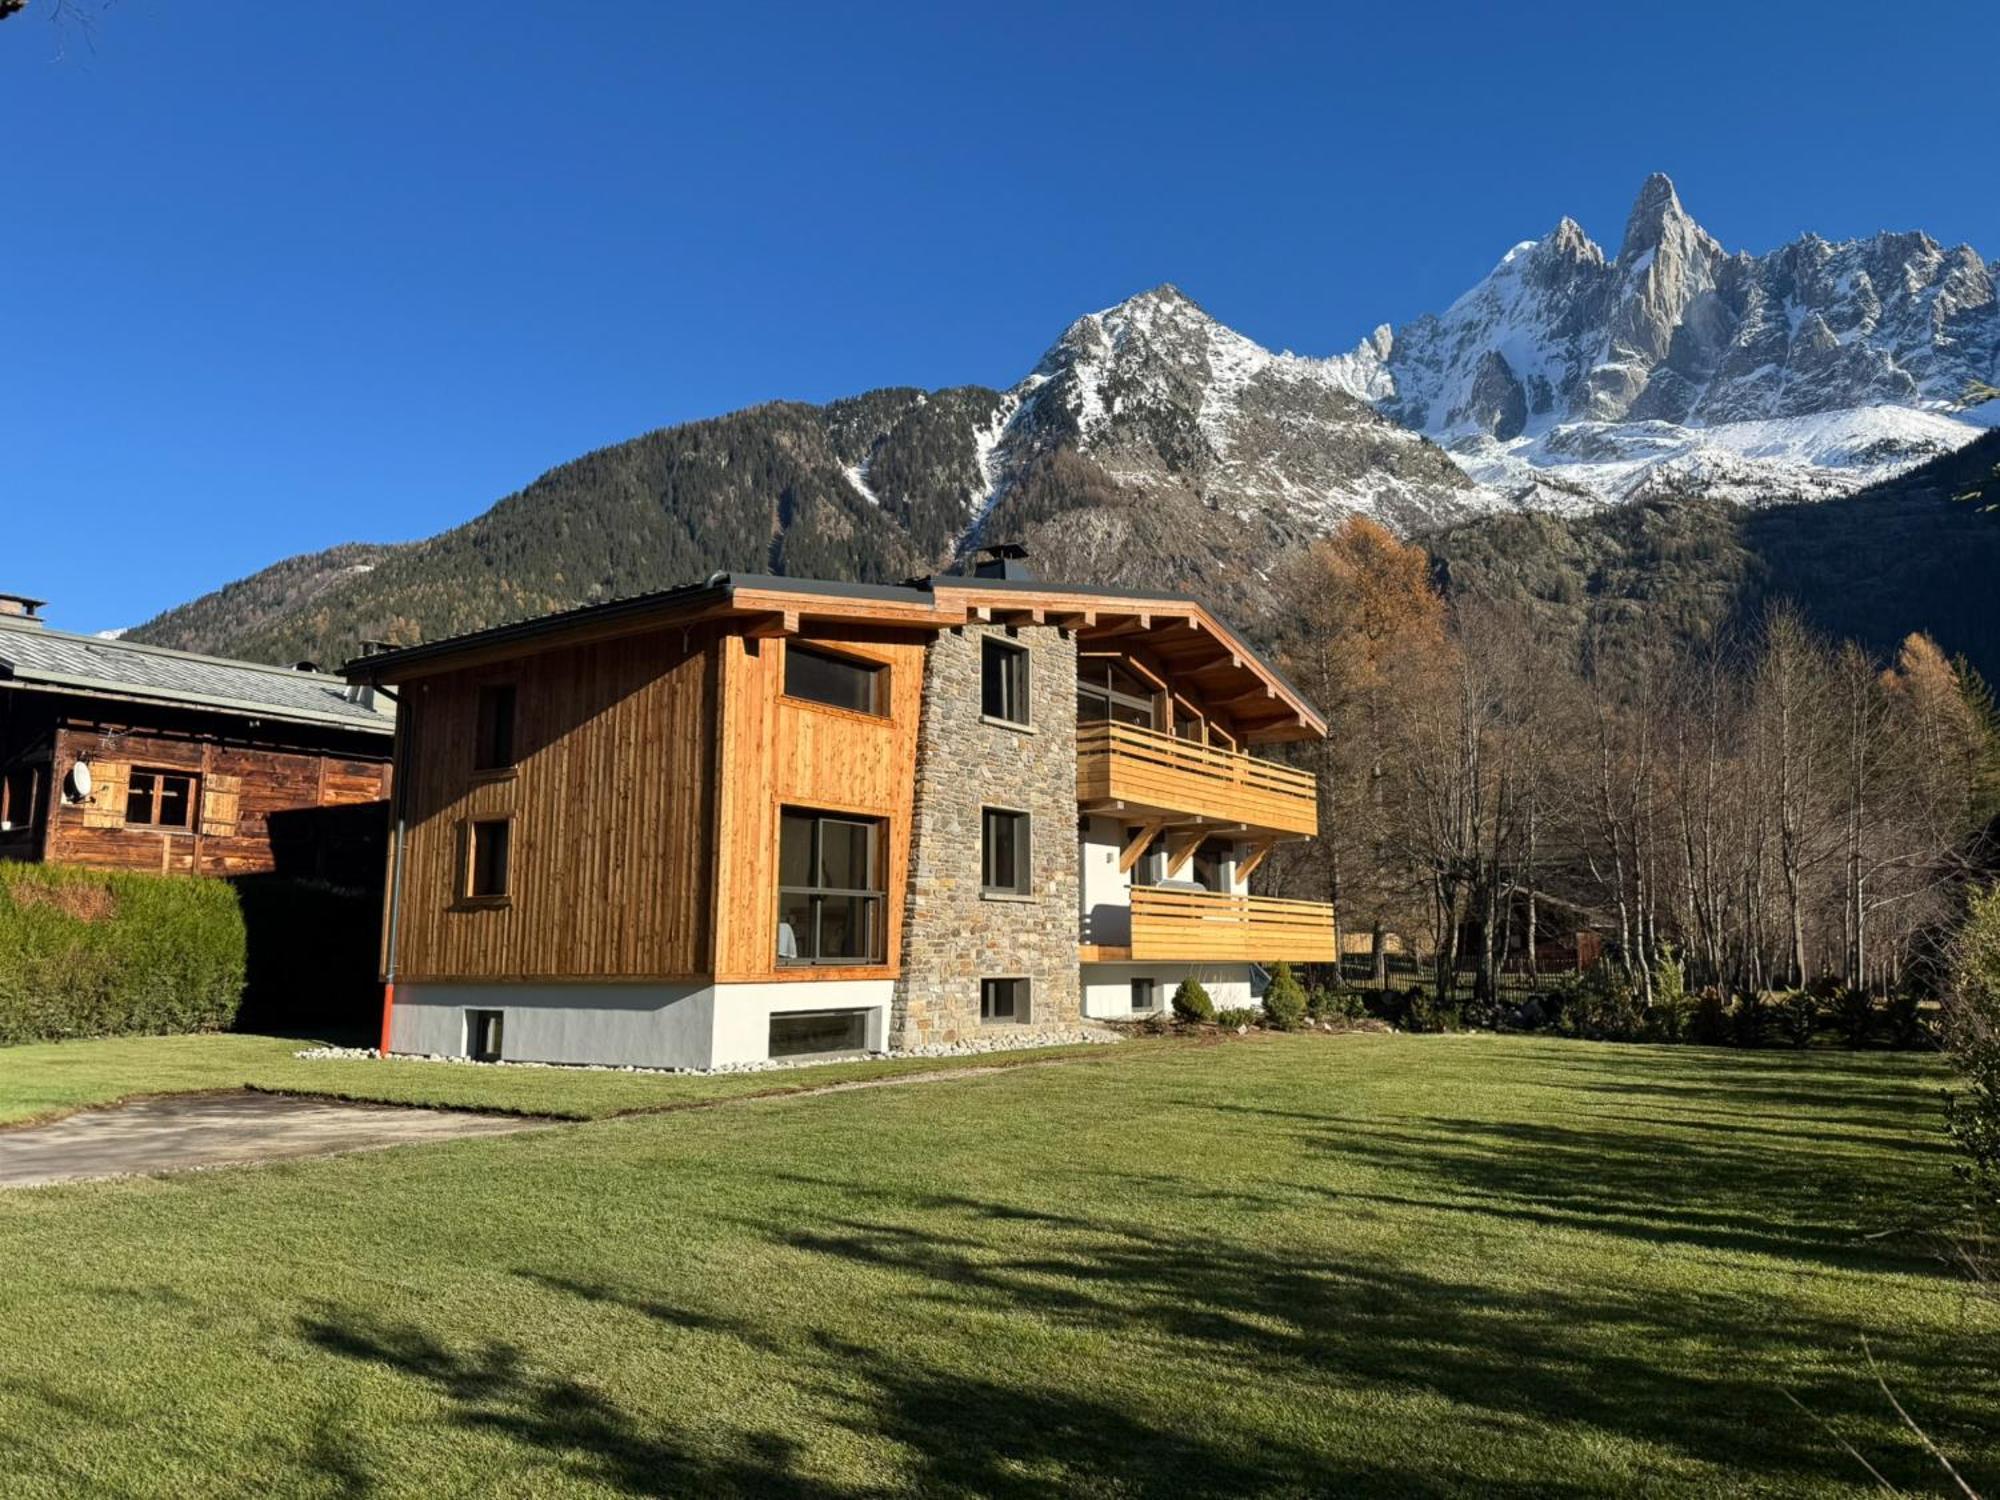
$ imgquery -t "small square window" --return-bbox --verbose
[981,977,1027,1025]
[981,808,1031,896]
[466,1009,504,1062]
[474,684,517,771]
[981,638,1030,724]
[1131,978,1158,1013]
[125,769,199,830]
[468,819,512,900]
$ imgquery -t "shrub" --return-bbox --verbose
[1171,978,1214,1024]
[1690,988,1731,1046]
[1734,991,1769,1048]
[1561,964,1642,1042]
[1261,961,1307,1031]
[1833,987,1877,1048]
[1775,990,1819,1049]
[1886,985,1930,1050]
[1404,991,1462,1033]
[1308,985,1367,1024]
[0,863,246,1045]
[1648,948,1690,1042]
[1214,1006,1259,1030]
[1945,884,2000,1210]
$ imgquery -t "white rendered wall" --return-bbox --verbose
[387,978,894,1069]
[709,980,894,1066]
[1080,962,1253,1019]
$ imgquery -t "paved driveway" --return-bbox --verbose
[0,1092,545,1188]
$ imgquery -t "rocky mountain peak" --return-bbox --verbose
[1617,172,1700,264]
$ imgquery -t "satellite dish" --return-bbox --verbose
[67,760,92,800]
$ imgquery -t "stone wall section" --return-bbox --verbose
[891,622,1080,1045]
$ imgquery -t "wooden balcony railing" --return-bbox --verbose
[1125,887,1337,963]
[1076,721,1318,838]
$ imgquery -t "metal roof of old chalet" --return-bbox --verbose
[343,571,1325,741]
[0,617,395,735]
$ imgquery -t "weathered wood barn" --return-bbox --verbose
[0,593,395,878]
[346,555,1335,1071]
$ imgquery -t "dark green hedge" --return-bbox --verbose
[0,863,247,1044]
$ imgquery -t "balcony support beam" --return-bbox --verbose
[1117,819,1167,874]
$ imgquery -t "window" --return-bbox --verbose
[467,819,512,900]
[981,977,1028,1025]
[1131,978,1158,1013]
[474,683,517,771]
[981,807,1031,896]
[1077,660,1159,728]
[777,809,886,964]
[466,1009,504,1062]
[981,637,1030,724]
[0,765,40,835]
[784,645,887,716]
[769,1009,870,1059]
[125,769,198,830]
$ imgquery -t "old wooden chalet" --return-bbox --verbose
[345,553,1334,1068]
[0,594,394,877]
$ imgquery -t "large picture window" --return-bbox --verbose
[777,809,886,965]
[981,807,1030,896]
[981,637,1030,724]
[1077,660,1159,729]
[784,645,887,716]
[125,769,198,830]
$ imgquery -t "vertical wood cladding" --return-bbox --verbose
[711,630,927,982]
[41,724,390,877]
[388,627,719,982]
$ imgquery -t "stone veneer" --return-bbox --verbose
[891,622,1081,1045]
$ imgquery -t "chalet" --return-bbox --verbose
[0,594,394,877]
[343,555,1333,1068]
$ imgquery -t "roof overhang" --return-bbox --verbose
[344,574,1325,742]
[0,666,395,737]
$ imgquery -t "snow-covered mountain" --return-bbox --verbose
[1327,173,1999,507]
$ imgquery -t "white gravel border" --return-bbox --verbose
[294,1026,1121,1078]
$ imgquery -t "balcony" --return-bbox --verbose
[1085,887,1337,965]
[1076,721,1318,838]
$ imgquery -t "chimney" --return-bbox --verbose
[0,593,47,626]
[971,543,1037,582]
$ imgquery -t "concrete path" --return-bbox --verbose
[0,1092,546,1189]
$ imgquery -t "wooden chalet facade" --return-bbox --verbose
[0,595,394,879]
[346,558,1333,1069]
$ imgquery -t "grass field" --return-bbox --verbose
[0,1030,1137,1127]
[0,1032,1993,1497]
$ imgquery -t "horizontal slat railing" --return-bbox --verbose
[1127,887,1337,963]
[1076,721,1318,836]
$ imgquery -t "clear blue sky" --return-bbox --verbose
[5,0,1996,636]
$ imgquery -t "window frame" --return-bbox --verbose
[464,817,513,904]
[124,767,200,832]
[465,1008,504,1062]
[1130,977,1159,1013]
[473,682,519,774]
[980,636,1031,726]
[782,643,890,719]
[0,763,43,837]
[1077,659,1162,730]
[980,805,1032,898]
[776,807,888,967]
[768,1008,872,1060]
[980,976,1029,1026]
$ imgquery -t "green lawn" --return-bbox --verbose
[0,1030,1135,1127]
[0,1033,1993,1498]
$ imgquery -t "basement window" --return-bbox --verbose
[784,645,887,716]
[125,769,198,831]
[769,1009,870,1060]
[981,637,1030,724]
[467,819,512,901]
[474,683,518,772]
[981,977,1028,1025]
[465,1009,504,1062]
[1130,978,1158,1013]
